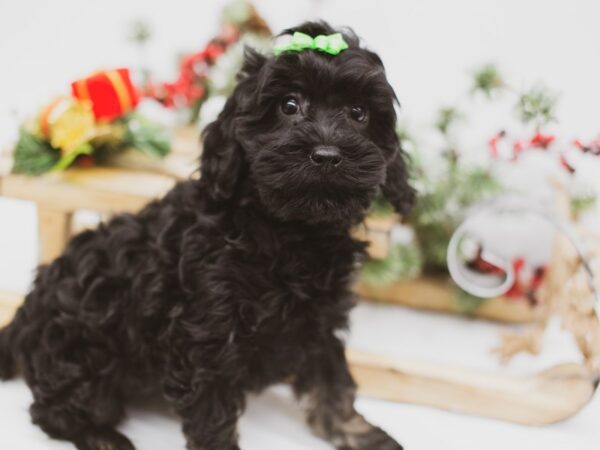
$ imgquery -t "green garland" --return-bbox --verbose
[12,129,60,175]
[411,163,498,272]
[121,114,170,159]
[361,243,423,287]
[12,113,170,175]
[359,63,589,297]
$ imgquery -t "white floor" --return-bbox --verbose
[0,198,599,450]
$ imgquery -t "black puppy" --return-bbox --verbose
[0,21,414,450]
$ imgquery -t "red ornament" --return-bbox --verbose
[487,130,505,159]
[495,132,557,161]
[76,154,95,168]
[505,258,525,299]
[529,132,555,149]
[512,140,526,160]
[144,24,243,109]
[560,153,576,174]
[466,246,505,275]
[573,136,600,156]
[71,68,139,121]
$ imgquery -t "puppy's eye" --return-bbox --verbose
[281,96,300,115]
[350,105,367,122]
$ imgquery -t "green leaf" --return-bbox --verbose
[408,161,499,272]
[455,288,487,314]
[128,20,152,44]
[369,195,395,217]
[122,114,171,158]
[11,129,60,175]
[472,64,504,98]
[517,86,558,128]
[361,243,423,287]
[570,194,597,218]
[435,107,463,136]
[221,0,252,25]
[50,142,93,172]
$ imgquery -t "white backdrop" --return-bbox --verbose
[1,0,599,142]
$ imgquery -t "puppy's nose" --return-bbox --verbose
[310,146,342,167]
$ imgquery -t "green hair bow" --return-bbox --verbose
[274,32,349,56]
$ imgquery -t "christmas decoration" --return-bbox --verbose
[359,63,600,319]
[516,86,558,128]
[477,65,599,217]
[37,96,95,169]
[12,128,60,175]
[361,241,422,287]
[491,184,600,373]
[11,68,169,175]
[10,1,272,174]
[144,0,271,123]
[470,63,504,97]
[71,68,140,121]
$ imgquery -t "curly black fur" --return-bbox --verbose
[0,21,414,450]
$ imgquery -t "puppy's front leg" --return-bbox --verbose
[164,372,244,450]
[294,336,403,450]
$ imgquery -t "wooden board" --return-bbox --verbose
[348,349,597,426]
[355,277,541,323]
[352,215,398,260]
[1,168,175,214]
[106,148,197,180]
[0,291,22,327]
[0,168,177,262]
[37,208,72,264]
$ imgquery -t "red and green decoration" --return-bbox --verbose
[465,246,546,306]
[144,0,271,123]
[12,68,170,175]
[479,65,600,216]
[361,64,599,311]
[12,1,272,175]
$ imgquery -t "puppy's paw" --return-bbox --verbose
[306,399,402,450]
[74,428,135,450]
[188,445,240,450]
[352,427,402,450]
[332,424,402,450]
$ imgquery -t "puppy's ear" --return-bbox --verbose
[381,139,416,217]
[200,48,266,205]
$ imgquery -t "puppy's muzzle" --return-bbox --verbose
[310,146,342,168]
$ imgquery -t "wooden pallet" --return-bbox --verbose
[1,168,175,263]
[355,277,540,323]
[0,291,21,327]
[348,349,597,426]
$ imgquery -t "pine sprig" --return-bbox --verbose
[128,20,152,45]
[472,64,505,97]
[122,114,170,158]
[369,195,395,217]
[12,129,60,175]
[455,288,487,313]
[517,86,558,128]
[11,113,170,175]
[361,243,423,286]
[435,107,463,136]
[410,162,498,272]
